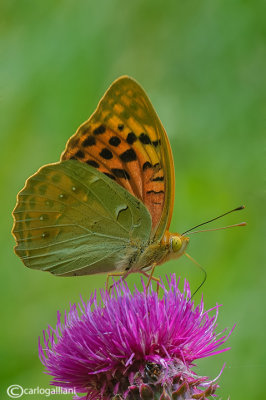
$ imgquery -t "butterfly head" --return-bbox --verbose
[162,232,189,261]
[170,233,189,257]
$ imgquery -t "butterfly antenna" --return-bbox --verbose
[185,253,207,299]
[182,205,245,235]
[187,222,246,235]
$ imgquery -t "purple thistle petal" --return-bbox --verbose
[39,274,234,398]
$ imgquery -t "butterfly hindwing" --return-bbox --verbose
[61,76,175,240]
[12,160,152,276]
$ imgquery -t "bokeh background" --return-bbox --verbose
[1,1,265,399]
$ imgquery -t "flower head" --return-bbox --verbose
[39,275,233,399]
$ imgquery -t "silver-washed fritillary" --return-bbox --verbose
[12,77,191,280]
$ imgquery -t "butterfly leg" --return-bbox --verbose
[106,272,124,293]
[140,264,160,294]
[106,271,131,293]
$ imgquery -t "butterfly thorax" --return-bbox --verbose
[127,231,189,273]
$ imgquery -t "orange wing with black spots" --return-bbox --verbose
[61,76,175,241]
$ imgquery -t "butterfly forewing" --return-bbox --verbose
[61,76,175,240]
[12,160,152,276]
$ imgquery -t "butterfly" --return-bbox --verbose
[12,76,190,284]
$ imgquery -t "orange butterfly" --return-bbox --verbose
[12,76,244,286]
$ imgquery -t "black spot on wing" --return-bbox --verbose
[86,160,100,168]
[139,133,151,144]
[100,148,113,160]
[151,176,164,182]
[93,125,106,135]
[111,168,130,180]
[119,149,137,162]
[75,150,85,158]
[147,190,164,194]
[82,135,96,147]
[104,172,116,181]
[152,140,161,147]
[109,136,121,147]
[143,161,152,170]
[118,124,124,131]
[126,132,137,144]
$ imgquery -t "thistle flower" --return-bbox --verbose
[39,275,234,399]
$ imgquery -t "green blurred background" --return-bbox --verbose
[1,1,265,399]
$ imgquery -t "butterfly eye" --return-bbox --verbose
[171,236,182,253]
